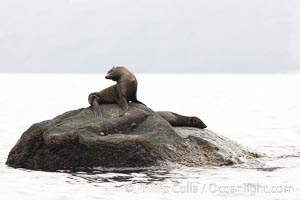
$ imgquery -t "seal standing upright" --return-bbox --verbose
[88,67,144,118]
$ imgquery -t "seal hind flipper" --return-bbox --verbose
[131,98,146,106]
[92,98,102,118]
[88,94,102,118]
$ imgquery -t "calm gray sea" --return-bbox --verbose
[0,74,299,200]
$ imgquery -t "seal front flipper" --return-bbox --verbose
[118,95,129,116]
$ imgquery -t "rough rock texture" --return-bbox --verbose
[6,104,261,171]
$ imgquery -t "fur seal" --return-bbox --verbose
[88,66,207,129]
[88,66,144,118]
[157,111,207,129]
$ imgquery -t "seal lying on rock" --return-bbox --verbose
[157,111,207,129]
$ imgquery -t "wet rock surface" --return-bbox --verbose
[6,104,261,171]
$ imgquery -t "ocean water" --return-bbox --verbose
[0,73,299,200]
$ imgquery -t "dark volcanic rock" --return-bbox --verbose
[6,104,261,171]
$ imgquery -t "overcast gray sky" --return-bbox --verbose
[0,0,299,73]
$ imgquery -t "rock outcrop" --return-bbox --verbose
[6,104,261,171]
